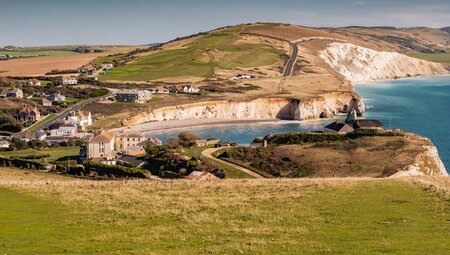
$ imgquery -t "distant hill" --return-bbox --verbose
[441,27,450,34]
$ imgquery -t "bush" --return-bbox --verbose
[89,89,109,98]
[83,161,148,178]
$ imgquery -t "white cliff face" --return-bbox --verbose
[319,42,448,83]
[121,93,365,126]
[391,146,448,177]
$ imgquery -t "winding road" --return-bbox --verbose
[283,43,298,77]
[202,147,265,179]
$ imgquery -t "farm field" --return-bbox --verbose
[0,46,143,76]
[0,147,80,163]
[0,50,79,57]
[0,168,449,254]
[407,50,450,64]
[100,26,285,82]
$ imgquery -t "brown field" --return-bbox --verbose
[0,54,104,76]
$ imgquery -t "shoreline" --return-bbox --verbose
[354,73,450,86]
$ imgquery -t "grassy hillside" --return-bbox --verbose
[0,168,449,254]
[100,25,285,81]
[407,50,450,64]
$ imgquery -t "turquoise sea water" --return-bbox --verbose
[149,75,450,171]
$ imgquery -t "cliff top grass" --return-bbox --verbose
[0,146,80,164]
[0,167,449,254]
[99,25,285,82]
[220,131,433,178]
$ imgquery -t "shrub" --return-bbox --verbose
[83,161,148,178]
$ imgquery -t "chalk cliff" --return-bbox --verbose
[392,145,448,177]
[319,42,448,83]
[121,92,365,126]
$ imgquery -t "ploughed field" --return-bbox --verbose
[0,168,449,254]
[219,131,434,178]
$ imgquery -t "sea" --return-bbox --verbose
[147,75,450,171]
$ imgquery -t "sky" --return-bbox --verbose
[1,0,449,47]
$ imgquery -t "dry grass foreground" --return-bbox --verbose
[0,167,449,254]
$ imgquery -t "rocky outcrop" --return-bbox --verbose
[121,92,365,126]
[391,145,448,177]
[319,42,448,83]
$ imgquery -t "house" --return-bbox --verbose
[35,131,47,141]
[186,171,219,181]
[88,131,116,160]
[324,121,355,134]
[66,110,92,128]
[353,120,384,130]
[117,155,147,168]
[115,90,152,103]
[0,140,10,149]
[17,79,41,86]
[50,124,77,137]
[230,73,253,81]
[137,137,162,147]
[102,63,114,70]
[45,136,69,145]
[0,88,23,98]
[194,139,220,147]
[18,106,42,122]
[61,76,78,85]
[115,130,147,153]
[46,92,65,102]
[39,98,52,107]
[177,85,200,94]
[0,55,8,60]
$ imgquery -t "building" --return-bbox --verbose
[0,140,10,149]
[66,110,93,128]
[18,106,42,122]
[353,120,384,130]
[45,136,69,146]
[50,124,77,137]
[102,63,114,70]
[324,121,355,134]
[88,131,115,160]
[0,55,8,60]
[39,98,52,107]
[115,90,152,103]
[115,130,147,153]
[194,139,221,147]
[0,88,23,98]
[17,79,41,86]
[137,137,162,147]
[175,85,200,94]
[46,92,65,102]
[186,171,219,181]
[61,76,78,85]
[117,155,146,168]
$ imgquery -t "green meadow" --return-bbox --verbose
[100,26,284,81]
[0,168,449,254]
[407,50,450,64]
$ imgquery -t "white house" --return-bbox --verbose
[17,79,41,86]
[88,131,115,160]
[46,92,66,102]
[50,124,77,137]
[66,110,93,128]
[61,76,78,85]
[0,140,10,149]
[181,85,200,93]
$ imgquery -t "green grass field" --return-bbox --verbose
[0,147,80,163]
[0,50,79,57]
[407,50,450,64]
[100,26,284,81]
[0,168,449,254]
[92,54,126,65]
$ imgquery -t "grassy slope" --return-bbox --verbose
[0,147,80,163]
[407,50,450,64]
[0,168,449,254]
[100,25,284,81]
